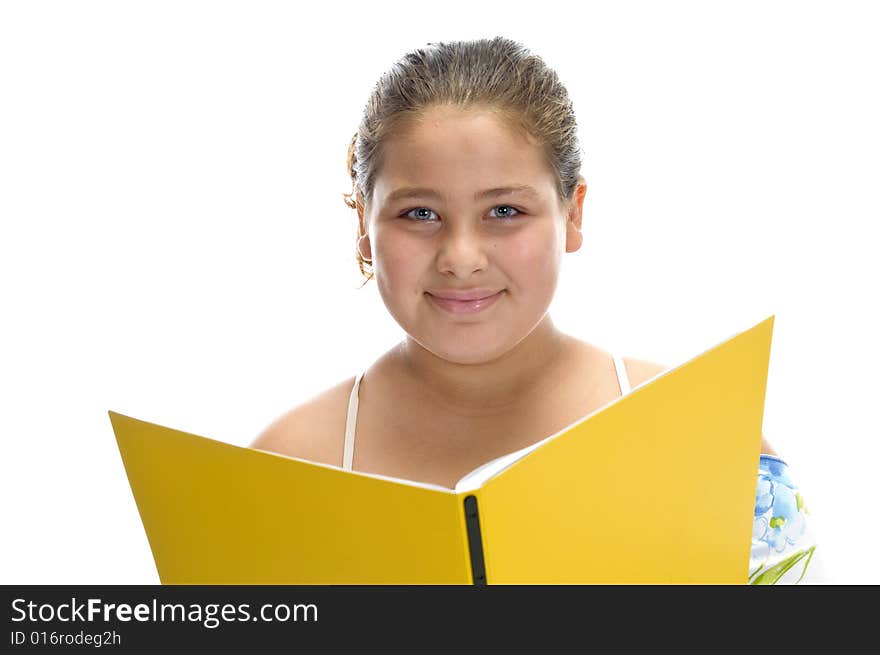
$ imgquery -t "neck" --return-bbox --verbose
[392,315,574,418]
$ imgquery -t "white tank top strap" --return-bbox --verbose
[612,353,631,396]
[343,371,365,471]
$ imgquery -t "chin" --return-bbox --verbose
[417,331,517,366]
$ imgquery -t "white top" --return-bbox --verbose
[342,353,631,471]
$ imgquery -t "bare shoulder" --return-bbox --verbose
[247,376,357,467]
[620,355,668,388]
[619,354,778,456]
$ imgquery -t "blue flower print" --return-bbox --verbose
[752,455,808,554]
[755,476,774,516]
[749,454,818,584]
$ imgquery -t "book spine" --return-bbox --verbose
[463,495,487,586]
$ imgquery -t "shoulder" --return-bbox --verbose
[619,355,668,388]
[247,375,358,466]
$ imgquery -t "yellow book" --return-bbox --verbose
[109,315,774,585]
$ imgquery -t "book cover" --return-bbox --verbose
[109,315,773,584]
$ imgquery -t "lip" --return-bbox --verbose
[426,289,504,315]
[426,288,503,301]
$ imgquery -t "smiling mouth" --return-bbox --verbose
[426,290,504,315]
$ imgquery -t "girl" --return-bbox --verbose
[250,36,819,584]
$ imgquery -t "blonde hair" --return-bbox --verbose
[342,36,584,284]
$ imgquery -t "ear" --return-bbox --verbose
[565,176,587,253]
[356,192,372,261]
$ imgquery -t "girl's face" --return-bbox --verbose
[359,107,585,365]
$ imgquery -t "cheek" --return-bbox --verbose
[373,228,426,293]
[502,225,562,280]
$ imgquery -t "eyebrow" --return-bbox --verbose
[384,184,541,204]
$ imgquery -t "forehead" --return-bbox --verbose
[373,108,556,204]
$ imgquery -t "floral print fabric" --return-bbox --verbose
[749,454,818,584]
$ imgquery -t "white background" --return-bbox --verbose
[1,0,877,584]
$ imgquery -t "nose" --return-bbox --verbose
[434,222,491,278]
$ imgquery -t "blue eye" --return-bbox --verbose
[401,205,521,221]
[488,205,521,220]
[403,207,438,221]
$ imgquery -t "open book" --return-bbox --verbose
[109,315,774,584]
